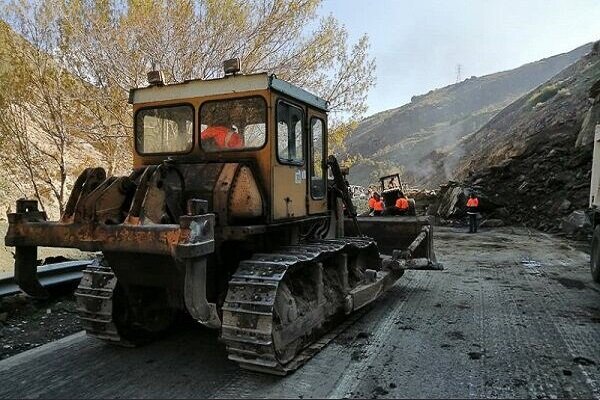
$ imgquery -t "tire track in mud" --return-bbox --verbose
[519,257,600,398]
[469,262,485,398]
[478,260,561,398]
[209,272,432,399]
[474,240,597,399]
[343,268,477,399]
[327,271,434,399]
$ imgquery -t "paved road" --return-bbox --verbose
[1,227,600,398]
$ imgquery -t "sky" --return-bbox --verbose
[318,0,600,115]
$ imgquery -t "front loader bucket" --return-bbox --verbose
[345,216,440,270]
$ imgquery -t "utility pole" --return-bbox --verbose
[455,64,462,83]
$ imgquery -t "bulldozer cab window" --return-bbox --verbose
[382,175,400,190]
[200,96,267,152]
[277,101,304,164]
[310,117,326,198]
[135,105,194,154]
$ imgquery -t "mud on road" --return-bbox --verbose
[1,227,600,399]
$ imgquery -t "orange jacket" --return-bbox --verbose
[368,197,377,209]
[395,197,409,210]
[373,200,384,212]
[466,198,479,207]
[201,126,243,149]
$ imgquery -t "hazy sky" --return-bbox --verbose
[318,0,600,115]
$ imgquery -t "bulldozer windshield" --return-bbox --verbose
[200,96,267,152]
[135,105,194,154]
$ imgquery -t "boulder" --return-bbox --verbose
[559,199,572,212]
[494,207,511,218]
[561,210,592,236]
[480,219,504,228]
[434,185,467,219]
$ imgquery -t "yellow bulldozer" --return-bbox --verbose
[5,59,438,375]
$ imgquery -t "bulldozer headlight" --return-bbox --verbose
[223,58,241,75]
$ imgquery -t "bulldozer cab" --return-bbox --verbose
[129,70,329,222]
[379,173,404,205]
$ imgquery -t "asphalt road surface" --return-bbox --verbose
[1,227,599,399]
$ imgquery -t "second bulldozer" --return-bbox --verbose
[5,60,438,375]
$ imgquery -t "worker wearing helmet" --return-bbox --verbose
[466,193,479,233]
[367,191,379,213]
[371,193,384,216]
[394,192,410,216]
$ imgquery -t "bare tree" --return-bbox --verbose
[0,16,92,216]
[0,0,376,215]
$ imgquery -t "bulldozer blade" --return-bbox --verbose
[345,216,437,263]
[14,246,49,299]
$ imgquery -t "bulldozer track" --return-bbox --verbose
[221,237,378,375]
[74,260,128,345]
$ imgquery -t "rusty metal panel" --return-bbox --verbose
[5,214,215,258]
[272,164,307,220]
[213,163,238,225]
[229,165,264,219]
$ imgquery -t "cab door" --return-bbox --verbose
[307,110,327,214]
[272,99,307,220]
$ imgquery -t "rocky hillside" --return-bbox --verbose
[345,43,592,187]
[455,45,600,179]
[446,44,600,235]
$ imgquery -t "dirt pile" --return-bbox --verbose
[426,44,600,238]
[465,130,593,237]
[426,182,502,226]
[430,130,593,237]
[406,188,438,215]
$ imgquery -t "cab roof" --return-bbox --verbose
[128,72,329,112]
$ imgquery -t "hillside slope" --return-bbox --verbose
[447,44,600,234]
[455,47,600,178]
[345,43,591,187]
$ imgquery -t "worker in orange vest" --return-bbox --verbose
[466,193,479,233]
[201,125,243,150]
[394,192,410,216]
[371,192,384,216]
[367,192,377,213]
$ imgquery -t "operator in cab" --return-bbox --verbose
[201,124,243,150]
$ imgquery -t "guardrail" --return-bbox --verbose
[0,260,93,298]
